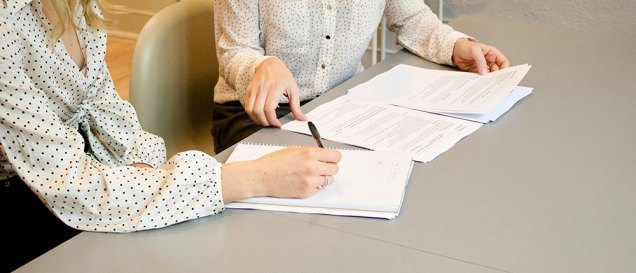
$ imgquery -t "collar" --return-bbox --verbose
[3,0,32,15]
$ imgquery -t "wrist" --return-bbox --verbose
[255,56,279,72]
[452,37,478,65]
[221,161,266,203]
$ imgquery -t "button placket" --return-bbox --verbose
[314,0,337,93]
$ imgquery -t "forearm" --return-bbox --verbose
[1,114,223,232]
[386,0,469,65]
[219,50,272,103]
[214,0,270,102]
[35,151,224,232]
[220,161,265,203]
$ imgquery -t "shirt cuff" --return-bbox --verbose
[213,161,225,208]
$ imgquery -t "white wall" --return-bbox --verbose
[364,0,636,67]
[425,0,636,40]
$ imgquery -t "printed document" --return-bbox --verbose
[441,86,533,123]
[282,95,482,162]
[348,64,531,115]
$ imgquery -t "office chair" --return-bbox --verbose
[129,0,217,157]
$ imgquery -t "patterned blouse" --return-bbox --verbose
[213,0,469,105]
[0,0,224,232]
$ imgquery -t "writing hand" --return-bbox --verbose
[221,147,342,202]
[244,57,307,127]
[452,38,510,75]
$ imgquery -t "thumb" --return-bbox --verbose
[287,85,307,121]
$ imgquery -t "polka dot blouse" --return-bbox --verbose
[213,0,469,105]
[0,0,224,232]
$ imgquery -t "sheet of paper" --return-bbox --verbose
[348,64,531,114]
[226,202,399,219]
[282,95,482,162]
[224,143,413,219]
[441,86,533,123]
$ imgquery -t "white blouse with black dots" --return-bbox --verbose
[213,0,470,105]
[0,0,224,232]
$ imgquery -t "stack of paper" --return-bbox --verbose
[282,96,482,162]
[283,64,532,161]
[225,143,414,219]
[348,64,533,123]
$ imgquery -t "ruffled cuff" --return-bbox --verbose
[126,131,167,168]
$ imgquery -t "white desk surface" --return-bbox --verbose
[17,15,636,273]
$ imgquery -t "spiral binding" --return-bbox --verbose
[237,142,369,151]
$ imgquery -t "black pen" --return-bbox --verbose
[307,121,325,148]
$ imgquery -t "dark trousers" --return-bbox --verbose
[0,176,80,273]
[212,101,303,152]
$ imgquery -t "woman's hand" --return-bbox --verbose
[452,38,510,75]
[221,147,341,203]
[244,57,307,127]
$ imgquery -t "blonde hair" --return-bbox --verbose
[49,0,107,38]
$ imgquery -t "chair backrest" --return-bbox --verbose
[129,0,217,157]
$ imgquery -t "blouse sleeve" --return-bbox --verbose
[90,56,167,168]
[0,28,225,233]
[214,0,272,104]
[385,0,469,66]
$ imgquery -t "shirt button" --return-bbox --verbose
[326,35,331,39]
[326,5,332,10]
[321,64,326,69]
[4,181,10,188]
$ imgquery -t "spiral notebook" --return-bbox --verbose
[224,143,414,219]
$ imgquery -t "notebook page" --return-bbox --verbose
[225,143,413,213]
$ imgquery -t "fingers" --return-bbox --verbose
[299,148,340,192]
[455,40,509,75]
[250,85,301,127]
[305,147,342,164]
[264,90,282,127]
[277,147,341,174]
[320,158,340,174]
[315,175,334,190]
[244,85,260,125]
[293,170,335,197]
[287,84,307,122]
[245,82,284,127]
[251,86,271,126]
[495,49,510,69]
[245,82,273,126]
[244,57,303,127]
[471,44,489,75]
[255,147,342,199]
[484,45,509,72]
[283,148,340,197]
